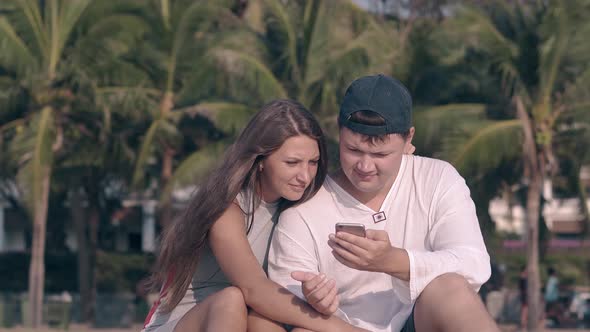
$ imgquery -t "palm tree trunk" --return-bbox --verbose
[72,188,93,322]
[525,171,542,331]
[70,190,95,322]
[159,147,175,226]
[159,92,175,227]
[575,163,590,235]
[515,95,543,331]
[27,166,51,327]
[87,204,99,322]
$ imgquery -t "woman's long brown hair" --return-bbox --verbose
[152,99,327,312]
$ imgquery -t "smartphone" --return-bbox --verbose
[335,222,366,237]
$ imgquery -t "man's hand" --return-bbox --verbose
[328,229,409,280]
[291,271,339,315]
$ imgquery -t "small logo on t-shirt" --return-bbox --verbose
[372,211,386,223]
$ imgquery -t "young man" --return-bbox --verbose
[268,74,500,331]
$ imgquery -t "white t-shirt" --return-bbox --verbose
[268,155,491,332]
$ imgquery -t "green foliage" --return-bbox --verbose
[95,252,155,293]
[0,253,154,293]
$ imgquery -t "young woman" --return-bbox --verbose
[143,100,366,332]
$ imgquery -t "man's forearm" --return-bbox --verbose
[385,247,410,281]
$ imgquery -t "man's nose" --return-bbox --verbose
[356,155,374,172]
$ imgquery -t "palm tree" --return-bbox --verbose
[160,0,396,195]
[429,1,590,329]
[219,0,394,128]
[0,0,146,326]
[129,0,257,226]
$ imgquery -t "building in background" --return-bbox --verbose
[490,166,590,238]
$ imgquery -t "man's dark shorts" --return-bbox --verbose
[400,307,416,332]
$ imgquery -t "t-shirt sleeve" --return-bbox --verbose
[406,165,491,302]
[267,208,319,300]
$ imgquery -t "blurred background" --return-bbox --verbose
[0,0,589,331]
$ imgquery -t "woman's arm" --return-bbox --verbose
[208,203,363,332]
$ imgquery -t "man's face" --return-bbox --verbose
[338,126,414,196]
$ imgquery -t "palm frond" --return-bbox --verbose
[167,2,233,91]
[160,141,228,204]
[300,0,323,84]
[562,68,590,125]
[70,14,149,70]
[207,28,270,63]
[453,5,519,61]
[209,48,287,101]
[563,102,590,127]
[47,0,92,77]
[16,0,47,57]
[96,86,160,121]
[12,106,55,214]
[413,104,487,156]
[0,17,36,75]
[160,0,171,30]
[177,102,257,136]
[538,2,570,109]
[263,0,299,83]
[304,46,370,113]
[442,119,523,177]
[0,76,24,118]
[132,119,161,188]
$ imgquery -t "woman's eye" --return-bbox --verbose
[309,160,319,165]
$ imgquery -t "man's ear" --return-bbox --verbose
[404,144,416,155]
[403,127,416,155]
[407,127,415,143]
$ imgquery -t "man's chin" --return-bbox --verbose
[351,181,380,193]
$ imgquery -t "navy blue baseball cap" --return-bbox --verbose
[338,74,412,136]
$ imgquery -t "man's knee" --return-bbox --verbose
[421,273,473,299]
[416,273,478,313]
[415,273,499,332]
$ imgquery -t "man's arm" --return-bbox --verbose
[404,167,491,300]
[329,165,490,302]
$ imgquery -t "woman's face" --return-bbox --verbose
[259,135,320,202]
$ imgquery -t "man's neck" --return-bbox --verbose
[331,170,395,211]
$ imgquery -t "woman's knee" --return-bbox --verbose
[174,288,247,332]
[248,310,286,332]
[210,286,247,313]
